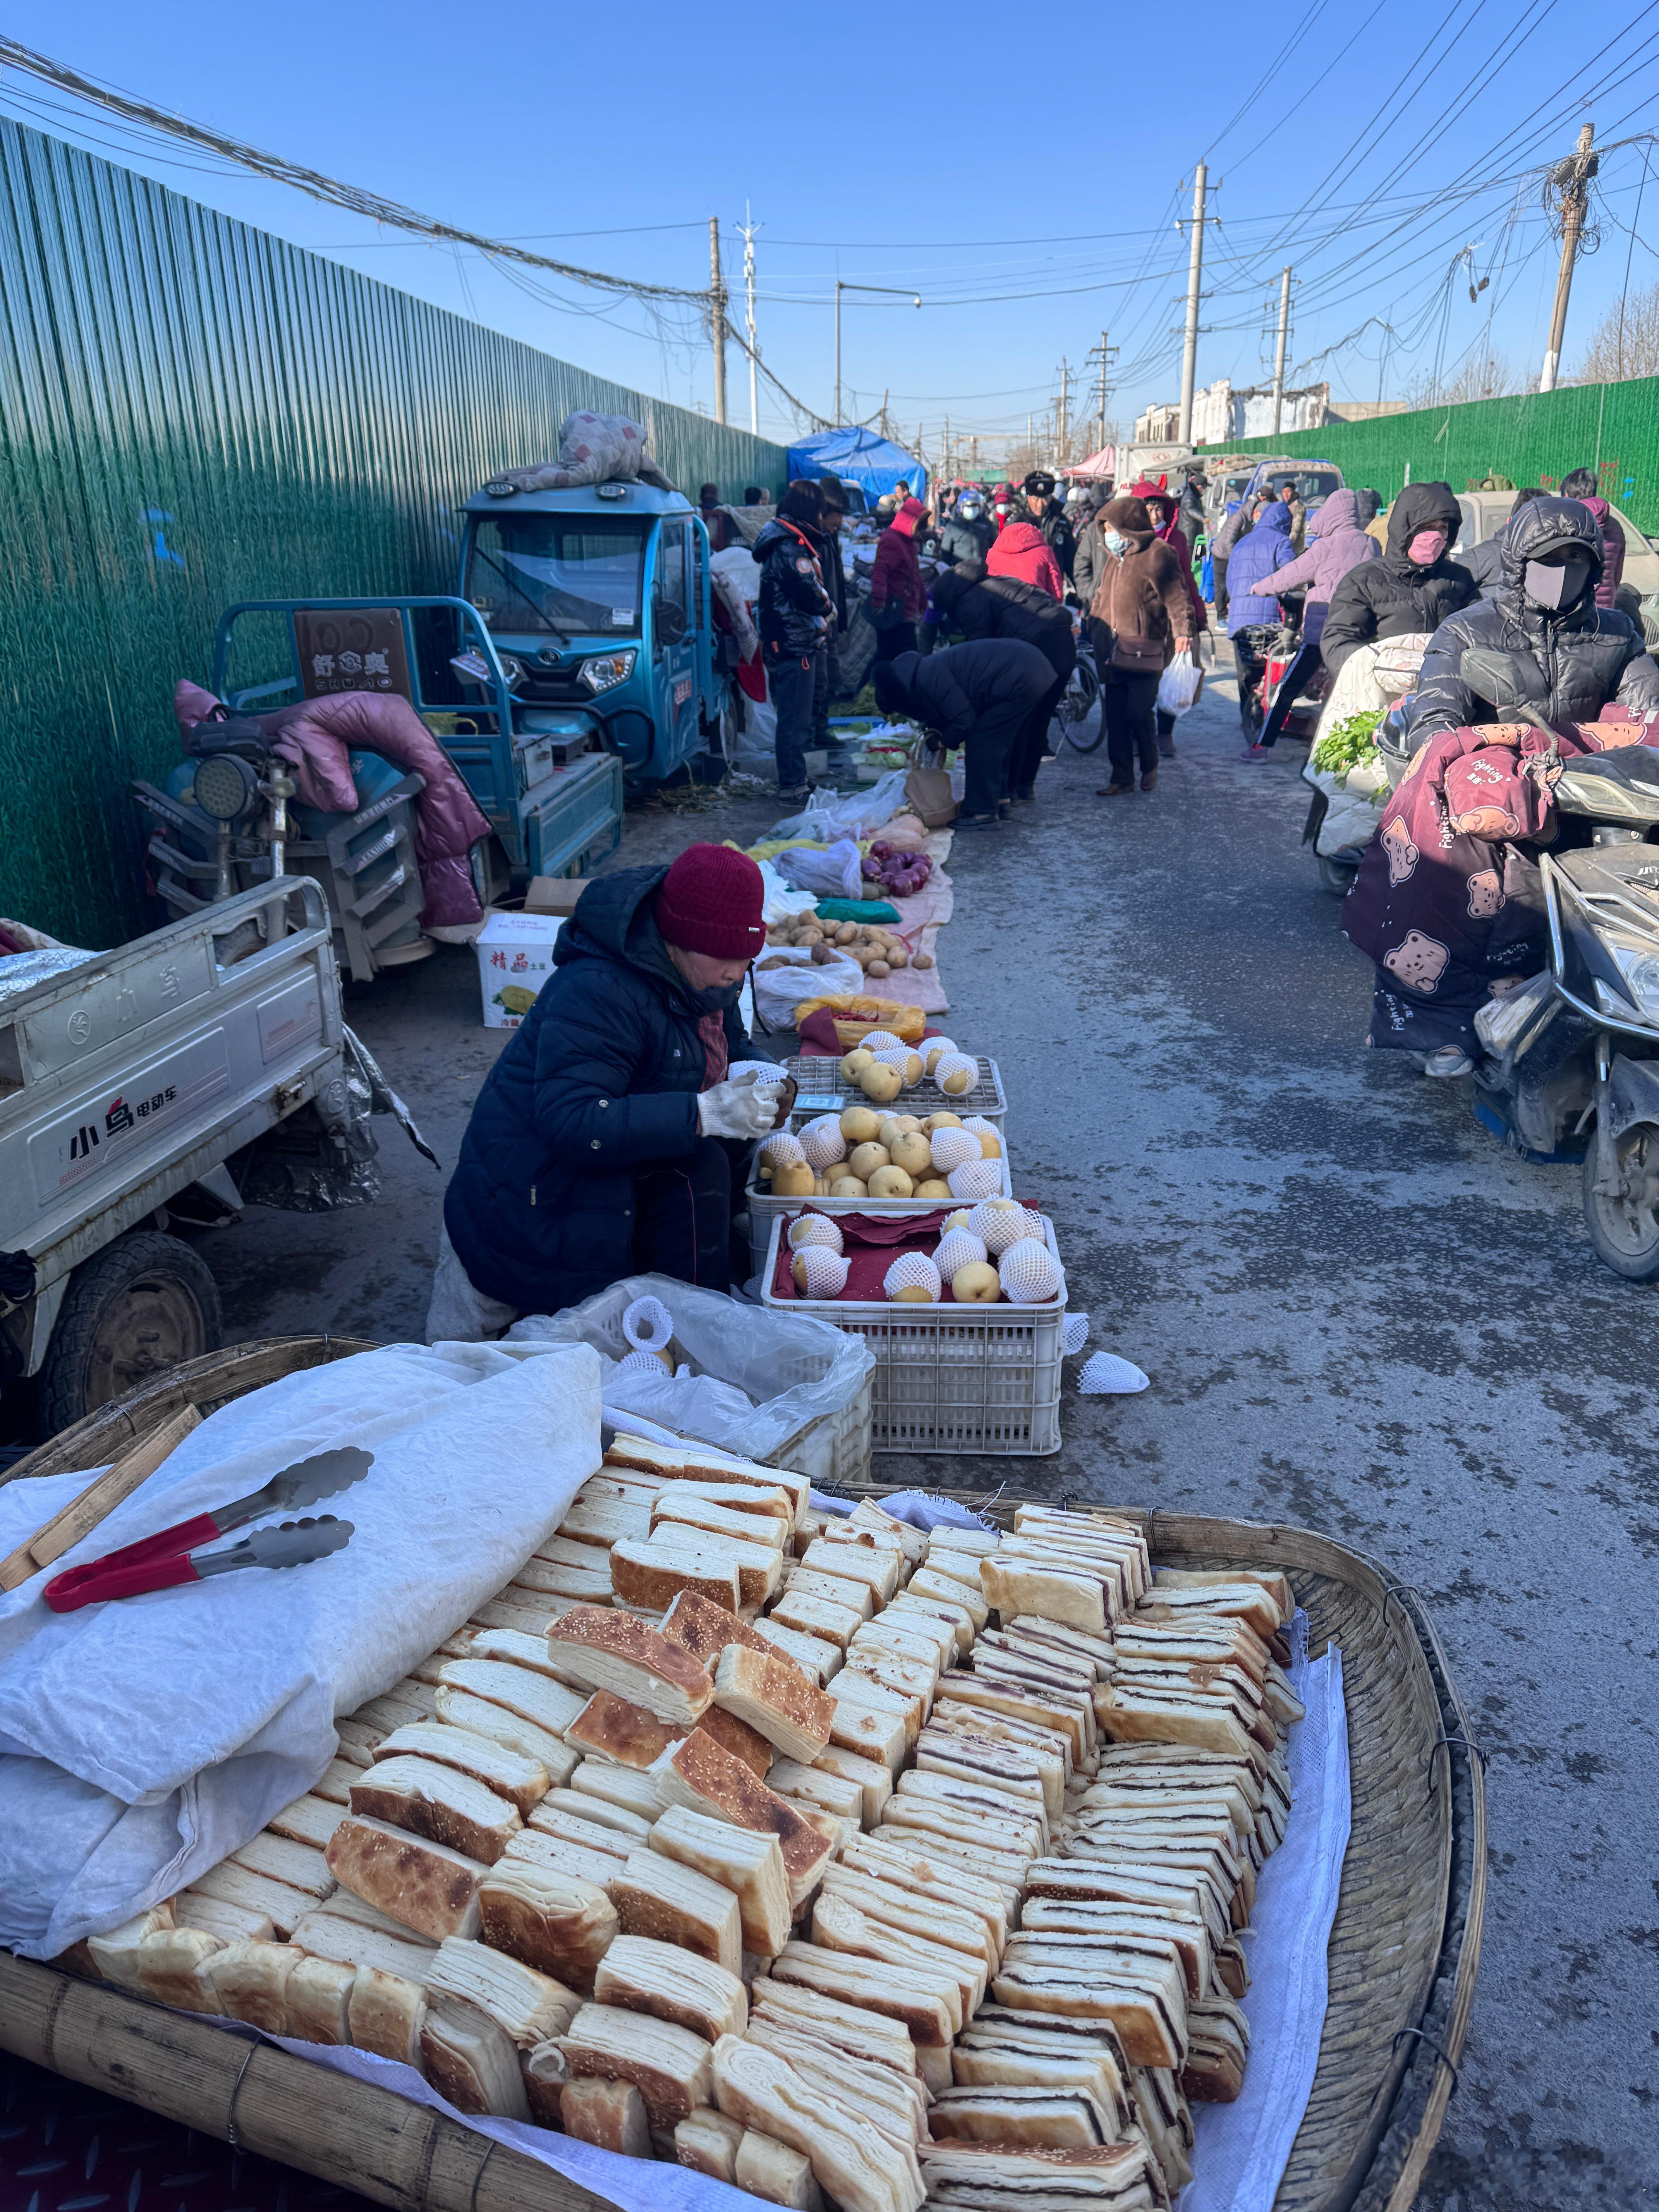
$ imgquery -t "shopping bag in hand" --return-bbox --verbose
[1158,651,1204,717]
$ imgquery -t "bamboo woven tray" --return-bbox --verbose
[0,1338,1485,2212]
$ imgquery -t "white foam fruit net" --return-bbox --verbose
[622,1294,675,1351]
[884,1253,943,1300]
[932,1052,978,1096]
[860,1030,905,1054]
[936,1228,989,1277]
[793,1246,850,1297]
[788,1214,845,1254]
[617,1345,672,1374]
[947,1159,1002,1201]
[799,1116,848,1169]
[969,1199,1039,1253]
[998,1240,1063,1304]
[930,1128,981,1174]
[922,1038,959,1072]
[759,1131,806,1168]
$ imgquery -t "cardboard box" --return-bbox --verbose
[477,911,565,1030]
[524,876,589,918]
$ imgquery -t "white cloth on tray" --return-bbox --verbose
[1180,1608,1352,2212]
[0,1339,603,1958]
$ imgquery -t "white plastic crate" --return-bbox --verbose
[746,1133,1015,1275]
[775,1371,875,1487]
[784,1054,1006,1126]
[759,1209,1065,1457]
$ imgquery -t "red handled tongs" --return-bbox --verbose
[43,1446,373,1613]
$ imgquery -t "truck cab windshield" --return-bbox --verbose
[466,515,647,638]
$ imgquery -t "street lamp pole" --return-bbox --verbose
[834,281,922,425]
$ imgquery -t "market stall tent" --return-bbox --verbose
[787,428,928,508]
[1065,445,1119,480]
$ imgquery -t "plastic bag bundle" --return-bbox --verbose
[622,1294,676,1353]
[931,1052,978,1097]
[799,1116,848,1170]
[788,1214,845,1255]
[774,839,865,902]
[998,1241,1063,1304]
[947,1159,1002,1201]
[969,1199,1041,1253]
[759,1131,807,1169]
[936,1227,989,1277]
[884,1253,942,1303]
[930,1128,982,1175]
[1156,650,1204,718]
[792,1246,850,1298]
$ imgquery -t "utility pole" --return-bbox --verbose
[709,217,727,426]
[970,434,979,475]
[1177,161,1209,446]
[1057,359,1070,466]
[1270,267,1292,437]
[739,209,759,437]
[1539,122,1598,393]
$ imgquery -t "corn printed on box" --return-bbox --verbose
[476,910,565,1029]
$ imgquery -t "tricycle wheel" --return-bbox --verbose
[35,1230,222,1438]
[1317,854,1358,896]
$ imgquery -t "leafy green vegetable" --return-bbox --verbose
[1312,709,1384,776]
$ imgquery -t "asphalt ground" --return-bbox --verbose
[186,673,1657,2209]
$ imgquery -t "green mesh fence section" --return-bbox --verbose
[0,121,790,948]
[1228,379,1659,532]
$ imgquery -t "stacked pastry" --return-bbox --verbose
[60,1464,1299,2212]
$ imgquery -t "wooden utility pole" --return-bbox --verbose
[1177,163,1209,445]
[1057,359,1070,465]
[1270,268,1292,436]
[1539,122,1598,393]
[1094,330,1115,448]
[709,217,727,426]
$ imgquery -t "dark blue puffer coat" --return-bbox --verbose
[443,866,759,1314]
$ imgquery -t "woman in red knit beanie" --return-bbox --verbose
[431,844,785,1338]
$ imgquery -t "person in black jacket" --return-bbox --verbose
[1319,481,1475,675]
[1022,472,1076,583]
[1461,486,1545,600]
[872,638,1054,831]
[433,847,777,1333]
[811,475,852,749]
[929,562,1076,801]
[1407,493,1659,743]
[939,493,995,565]
[756,481,835,799]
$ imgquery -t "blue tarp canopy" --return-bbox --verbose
[787,428,927,509]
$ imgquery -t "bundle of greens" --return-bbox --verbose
[1311,709,1383,779]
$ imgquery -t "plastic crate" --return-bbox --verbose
[784,1054,1006,1125]
[746,1134,1015,1275]
[759,1210,1065,1457]
[775,1369,875,1488]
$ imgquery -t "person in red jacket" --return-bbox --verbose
[870,495,929,664]
[987,520,1065,599]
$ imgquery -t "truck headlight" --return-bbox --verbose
[579,650,637,695]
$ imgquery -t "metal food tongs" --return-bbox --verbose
[43,1446,373,1614]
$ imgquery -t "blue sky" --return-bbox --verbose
[6,0,1659,462]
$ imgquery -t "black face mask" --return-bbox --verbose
[682,976,744,1018]
[1525,557,1592,611]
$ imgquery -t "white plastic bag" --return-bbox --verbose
[750,944,866,1029]
[756,859,817,924]
[1157,651,1204,716]
[507,1273,874,1465]
[769,769,910,842]
[774,839,864,900]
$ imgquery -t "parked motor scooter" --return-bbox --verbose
[1467,697,1659,1279]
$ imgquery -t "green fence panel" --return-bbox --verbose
[1225,379,1659,538]
[0,120,789,948]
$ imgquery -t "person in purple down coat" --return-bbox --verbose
[1224,496,1295,744]
[1243,488,1381,757]
[1560,467,1627,609]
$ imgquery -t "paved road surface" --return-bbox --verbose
[194,682,1655,2209]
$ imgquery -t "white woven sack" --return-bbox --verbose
[947,1159,1002,1201]
[930,1128,982,1174]
[998,1241,1063,1304]
[792,1246,850,1297]
[788,1214,845,1254]
[884,1253,943,1301]
[936,1228,989,1277]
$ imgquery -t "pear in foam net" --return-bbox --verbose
[792,1245,850,1296]
[998,1239,1063,1304]
[799,1116,847,1170]
[885,1253,942,1303]
[936,1227,989,1278]
[952,1261,1002,1303]
[788,1214,845,1255]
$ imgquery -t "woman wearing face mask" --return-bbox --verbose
[1086,495,1194,797]
[1407,494,1659,746]
[1318,481,1475,676]
[430,846,779,1338]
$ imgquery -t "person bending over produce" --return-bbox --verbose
[872,638,1055,831]
[927,561,1076,802]
[429,845,778,1338]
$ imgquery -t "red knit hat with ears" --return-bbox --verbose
[654,843,766,960]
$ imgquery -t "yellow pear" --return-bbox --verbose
[830,1174,869,1197]
[944,1209,972,1231]
[772,1162,816,1197]
[952,1261,1002,1303]
[892,1285,935,1302]
[860,1063,904,1105]
[868,1164,915,1198]
[923,1112,963,1134]
[891,1131,933,1176]
[977,1130,1003,1158]
[848,1141,891,1182]
[840,1105,882,1144]
[841,1048,874,1080]
[914,1177,953,1199]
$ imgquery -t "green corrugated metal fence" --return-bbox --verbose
[0,120,789,947]
[1229,378,1659,534]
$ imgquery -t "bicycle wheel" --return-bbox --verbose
[1060,656,1105,752]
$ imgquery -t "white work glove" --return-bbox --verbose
[697,1068,778,1140]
